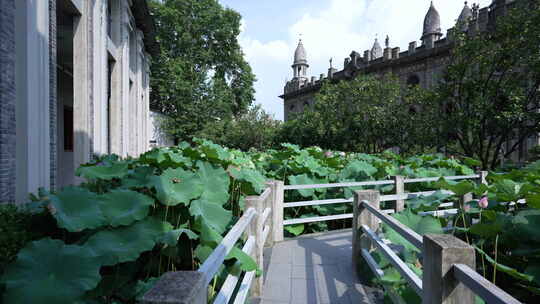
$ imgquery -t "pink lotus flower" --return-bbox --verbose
[463,204,471,212]
[478,196,489,209]
[325,151,333,158]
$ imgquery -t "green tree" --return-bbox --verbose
[196,104,281,151]
[436,0,540,168]
[150,0,256,141]
[281,76,436,153]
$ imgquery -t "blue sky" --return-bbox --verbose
[219,0,492,120]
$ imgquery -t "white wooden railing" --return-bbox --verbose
[352,186,522,304]
[281,173,485,229]
[142,172,524,304]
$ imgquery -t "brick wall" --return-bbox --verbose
[0,0,16,203]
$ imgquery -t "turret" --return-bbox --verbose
[292,39,309,80]
[370,38,383,60]
[457,1,473,31]
[421,1,443,49]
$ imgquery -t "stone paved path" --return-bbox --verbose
[253,229,381,304]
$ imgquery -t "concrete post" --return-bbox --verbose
[477,171,488,186]
[264,181,275,247]
[272,181,284,242]
[422,234,475,304]
[140,271,207,304]
[393,176,405,212]
[352,190,380,275]
[245,196,264,297]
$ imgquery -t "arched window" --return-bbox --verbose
[407,74,420,87]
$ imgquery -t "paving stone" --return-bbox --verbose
[259,229,379,304]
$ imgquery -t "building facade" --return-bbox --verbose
[0,0,158,203]
[280,0,508,121]
[280,0,536,160]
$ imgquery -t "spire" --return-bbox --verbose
[422,1,442,38]
[292,39,309,80]
[457,1,473,31]
[293,39,307,65]
[371,38,383,60]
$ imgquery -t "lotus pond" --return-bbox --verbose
[0,139,538,303]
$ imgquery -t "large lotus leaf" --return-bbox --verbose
[468,222,503,238]
[227,247,257,272]
[288,174,324,198]
[284,224,305,236]
[150,168,203,206]
[228,166,266,195]
[435,178,476,197]
[1,238,102,304]
[492,179,522,202]
[85,217,173,266]
[196,161,230,204]
[407,190,452,210]
[339,160,377,180]
[49,187,107,232]
[76,162,129,180]
[190,199,232,234]
[525,265,540,285]
[197,139,231,161]
[383,209,443,253]
[99,190,154,227]
[121,166,155,189]
[526,192,540,209]
[511,209,540,242]
[195,222,256,272]
[165,151,192,168]
[161,227,198,246]
[141,149,168,165]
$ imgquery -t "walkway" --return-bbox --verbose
[254,229,382,304]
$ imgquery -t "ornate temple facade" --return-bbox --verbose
[280,0,510,121]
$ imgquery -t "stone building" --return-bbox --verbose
[0,0,159,203]
[280,0,536,161]
[280,0,507,121]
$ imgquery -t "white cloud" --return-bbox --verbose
[237,0,493,120]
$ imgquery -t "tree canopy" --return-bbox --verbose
[280,76,435,154]
[149,0,256,141]
[434,0,540,168]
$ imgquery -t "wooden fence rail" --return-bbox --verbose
[353,189,523,304]
[140,171,524,304]
[280,172,485,232]
[140,181,281,304]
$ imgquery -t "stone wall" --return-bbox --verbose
[0,0,16,202]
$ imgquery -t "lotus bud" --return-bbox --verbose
[478,196,489,209]
[463,204,471,212]
[325,151,333,158]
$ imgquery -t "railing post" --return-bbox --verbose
[352,190,380,275]
[264,181,275,247]
[477,170,488,186]
[140,271,207,304]
[422,234,476,304]
[393,175,405,212]
[245,196,264,297]
[271,180,284,242]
